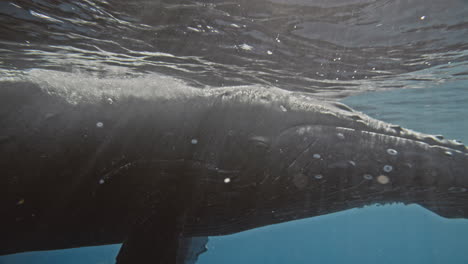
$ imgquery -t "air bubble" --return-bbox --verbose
[191,139,198,145]
[99,179,105,184]
[96,122,104,128]
[363,174,373,180]
[280,105,288,112]
[224,178,231,183]
[444,151,453,157]
[314,174,323,180]
[387,149,398,155]
[383,165,393,173]
[313,154,321,159]
[336,133,345,140]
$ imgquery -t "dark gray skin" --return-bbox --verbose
[1,72,467,263]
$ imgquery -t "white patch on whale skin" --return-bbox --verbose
[336,127,356,132]
[296,127,307,135]
[238,43,253,51]
[386,148,398,155]
[377,175,390,184]
[336,133,345,140]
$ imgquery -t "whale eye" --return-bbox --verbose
[248,136,270,150]
[253,141,269,149]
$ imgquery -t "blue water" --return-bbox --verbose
[2,81,467,264]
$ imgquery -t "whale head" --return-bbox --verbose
[185,88,468,236]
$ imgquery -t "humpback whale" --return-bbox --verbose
[1,71,467,263]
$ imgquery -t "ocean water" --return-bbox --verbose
[1,0,468,263]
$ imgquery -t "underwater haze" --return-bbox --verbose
[1,0,468,263]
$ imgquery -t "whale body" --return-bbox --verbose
[1,71,467,263]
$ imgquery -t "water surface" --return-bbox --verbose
[1,0,467,263]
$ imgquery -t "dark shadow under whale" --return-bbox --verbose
[1,71,467,263]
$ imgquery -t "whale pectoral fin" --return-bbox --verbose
[176,236,209,264]
[114,160,204,264]
[116,215,208,264]
[116,210,181,264]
